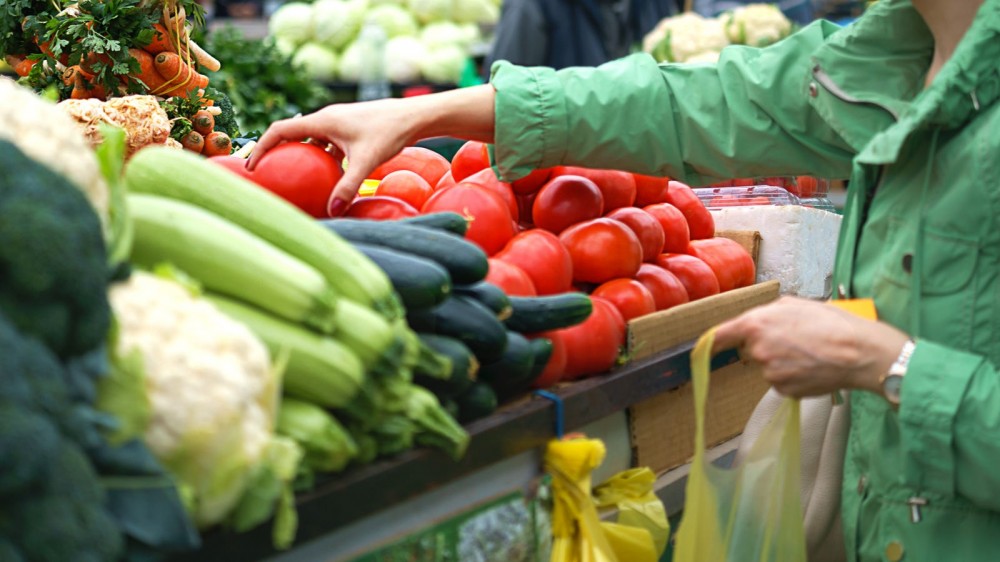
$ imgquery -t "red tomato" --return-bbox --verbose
[532,175,604,234]
[686,238,756,292]
[495,230,574,295]
[561,296,626,380]
[345,195,419,220]
[511,168,553,195]
[435,170,457,191]
[604,207,665,262]
[251,143,344,218]
[559,218,643,284]
[516,193,537,229]
[369,146,450,187]
[591,278,656,322]
[633,174,671,207]
[485,258,537,296]
[642,202,691,253]
[791,176,820,198]
[655,253,720,301]
[209,155,253,180]
[661,181,715,240]
[552,166,636,211]
[460,168,519,222]
[530,331,567,388]
[760,176,794,189]
[422,185,515,255]
[450,141,491,182]
[635,264,689,311]
[374,170,434,209]
[731,178,758,187]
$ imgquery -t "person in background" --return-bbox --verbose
[249,0,999,556]
[694,0,814,23]
[483,0,682,70]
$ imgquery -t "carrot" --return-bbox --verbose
[187,39,221,72]
[192,110,215,136]
[181,130,205,153]
[80,52,111,74]
[196,72,209,89]
[144,23,176,54]
[12,57,37,77]
[154,51,197,93]
[202,131,232,157]
[129,48,170,93]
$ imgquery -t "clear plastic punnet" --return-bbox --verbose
[694,176,835,211]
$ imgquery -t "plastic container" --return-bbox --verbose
[696,176,835,211]
[693,185,801,209]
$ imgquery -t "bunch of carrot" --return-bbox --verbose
[179,108,232,157]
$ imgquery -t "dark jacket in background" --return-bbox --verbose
[484,0,680,72]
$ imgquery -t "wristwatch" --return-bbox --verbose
[880,339,916,406]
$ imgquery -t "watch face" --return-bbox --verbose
[883,374,903,404]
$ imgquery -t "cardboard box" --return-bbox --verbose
[627,279,780,474]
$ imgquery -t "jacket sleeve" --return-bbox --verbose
[490,19,856,184]
[899,341,1000,509]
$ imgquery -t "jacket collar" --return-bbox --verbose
[812,0,1000,165]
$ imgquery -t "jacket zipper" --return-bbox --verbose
[812,66,902,120]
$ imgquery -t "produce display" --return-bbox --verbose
[1,0,236,156]
[0,4,798,552]
[643,4,793,63]
[267,0,498,84]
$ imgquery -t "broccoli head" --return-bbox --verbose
[210,89,241,139]
[0,139,111,358]
[0,402,60,499]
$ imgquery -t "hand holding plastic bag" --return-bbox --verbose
[673,327,807,562]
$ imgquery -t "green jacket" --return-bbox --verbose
[490,1,1000,560]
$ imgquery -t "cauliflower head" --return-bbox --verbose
[643,12,730,63]
[723,3,793,47]
[0,77,109,231]
[109,270,279,528]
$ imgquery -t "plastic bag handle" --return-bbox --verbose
[690,327,717,467]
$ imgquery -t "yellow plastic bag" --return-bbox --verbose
[545,436,669,562]
[673,327,807,562]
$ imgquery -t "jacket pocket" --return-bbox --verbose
[879,217,979,294]
[877,217,980,345]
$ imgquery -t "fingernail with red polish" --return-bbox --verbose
[327,197,348,217]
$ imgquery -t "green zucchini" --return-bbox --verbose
[527,337,554,381]
[124,146,401,318]
[478,331,535,395]
[504,293,593,333]
[352,243,452,311]
[322,219,489,284]
[398,212,469,236]
[453,282,512,321]
[407,296,508,363]
[455,382,498,423]
[414,334,479,398]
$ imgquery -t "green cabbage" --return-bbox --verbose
[366,4,419,38]
[292,43,340,82]
[452,0,498,25]
[407,0,452,24]
[338,40,363,83]
[312,0,367,50]
[268,2,315,46]
[419,44,466,84]
[385,36,428,83]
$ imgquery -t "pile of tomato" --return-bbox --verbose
[209,140,758,385]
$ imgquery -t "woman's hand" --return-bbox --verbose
[712,297,911,398]
[246,85,497,216]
